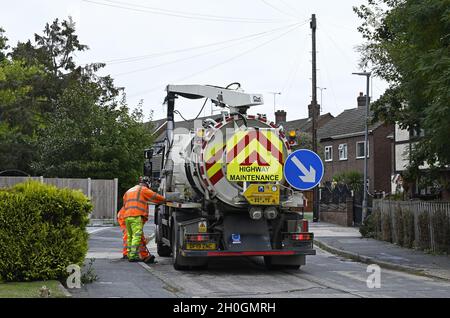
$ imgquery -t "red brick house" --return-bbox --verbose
[318,93,394,193]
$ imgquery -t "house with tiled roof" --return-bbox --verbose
[318,93,394,193]
[274,109,333,133]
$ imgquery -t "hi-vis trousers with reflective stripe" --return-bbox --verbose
[125,216,147,260]
[120,222,149,259]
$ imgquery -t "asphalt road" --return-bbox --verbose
[69,224,450,298]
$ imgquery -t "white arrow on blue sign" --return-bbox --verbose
[283,149,324,191]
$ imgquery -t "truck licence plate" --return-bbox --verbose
[186,243,217,250]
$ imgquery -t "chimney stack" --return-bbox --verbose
[275,110,286,125]
[357,92,370,107]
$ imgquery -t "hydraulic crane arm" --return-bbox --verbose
[166,84,264,109]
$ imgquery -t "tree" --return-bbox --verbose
[0,27,8,62]
[290,131,324,160]
[0,58,44,172]
[354,0,450,174]
[0,60,44,134]
[0,18,154,197]
[10,18,113,114]
[31,81,153,196]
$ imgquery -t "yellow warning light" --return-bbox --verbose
[288,130,296,137]
[196,129,205,138]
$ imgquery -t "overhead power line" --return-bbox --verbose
[111,22,304,77]
[127,22,307,99]
[104,0,283,22]
[82,0,295,24]
[102,21,307,65]
[279,0,304,18]
[259,0,299,19]
[280,30,308,105]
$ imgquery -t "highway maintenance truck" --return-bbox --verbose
[145,84,316,270]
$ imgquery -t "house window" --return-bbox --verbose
[356,141,369,159]
[324,146,333,162]
[410,127,425,140]
[338,143,347,160]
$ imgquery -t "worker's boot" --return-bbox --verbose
[122,255,128,260]
[128,258,140,262]
[143,255,156,264]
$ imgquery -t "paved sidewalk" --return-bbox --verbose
[311,222,450,281]
[70,225,175,298]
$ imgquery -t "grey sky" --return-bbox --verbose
[1,0,387,122]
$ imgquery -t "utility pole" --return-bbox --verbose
[310,14,320,223]
[352,71,371,221]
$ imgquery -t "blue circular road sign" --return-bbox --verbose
[284,149,324,191]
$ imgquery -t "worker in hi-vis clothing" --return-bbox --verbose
[117,207,151,261]
[122,177,166,263]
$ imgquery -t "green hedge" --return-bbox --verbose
[0,181,92,282]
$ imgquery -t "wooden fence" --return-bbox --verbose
[372,199,450,253]
[0,176,118,221]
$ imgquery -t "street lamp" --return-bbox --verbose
[352,71,371,222]
[317,87,326,113]
[269,92,281,113]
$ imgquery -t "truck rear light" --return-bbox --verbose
[291,233,312,241]
[186,234,210,242]
[302,220,309,232]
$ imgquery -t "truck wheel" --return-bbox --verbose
[156,216,171,257]
[264,256,301,270]
[264,256,283,270]
[285,265,301,270]
[172,223,188,271]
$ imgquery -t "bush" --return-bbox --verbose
[417,211,431,251]
[401,209,415,249]
[360,211,377,238]
[381,210,392,242]
[373,210,382,240]
[431,210,450,254]
[332,170,363,192]
[394,206,404,246]
[0,181,92,282]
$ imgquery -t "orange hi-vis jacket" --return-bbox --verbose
[122,185,165,219]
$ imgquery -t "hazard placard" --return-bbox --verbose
[198,221,207,233]
[226,130,283,182]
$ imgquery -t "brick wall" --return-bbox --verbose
[320,198,354,226]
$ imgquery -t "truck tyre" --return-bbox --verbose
[156,216,171,257]
[264,256,301,270]
[264,256,283,270]
[285,264,301,270]
[172,222,189,271]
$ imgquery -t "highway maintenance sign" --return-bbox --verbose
[284,149,324,190]
[226,130,283,182]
